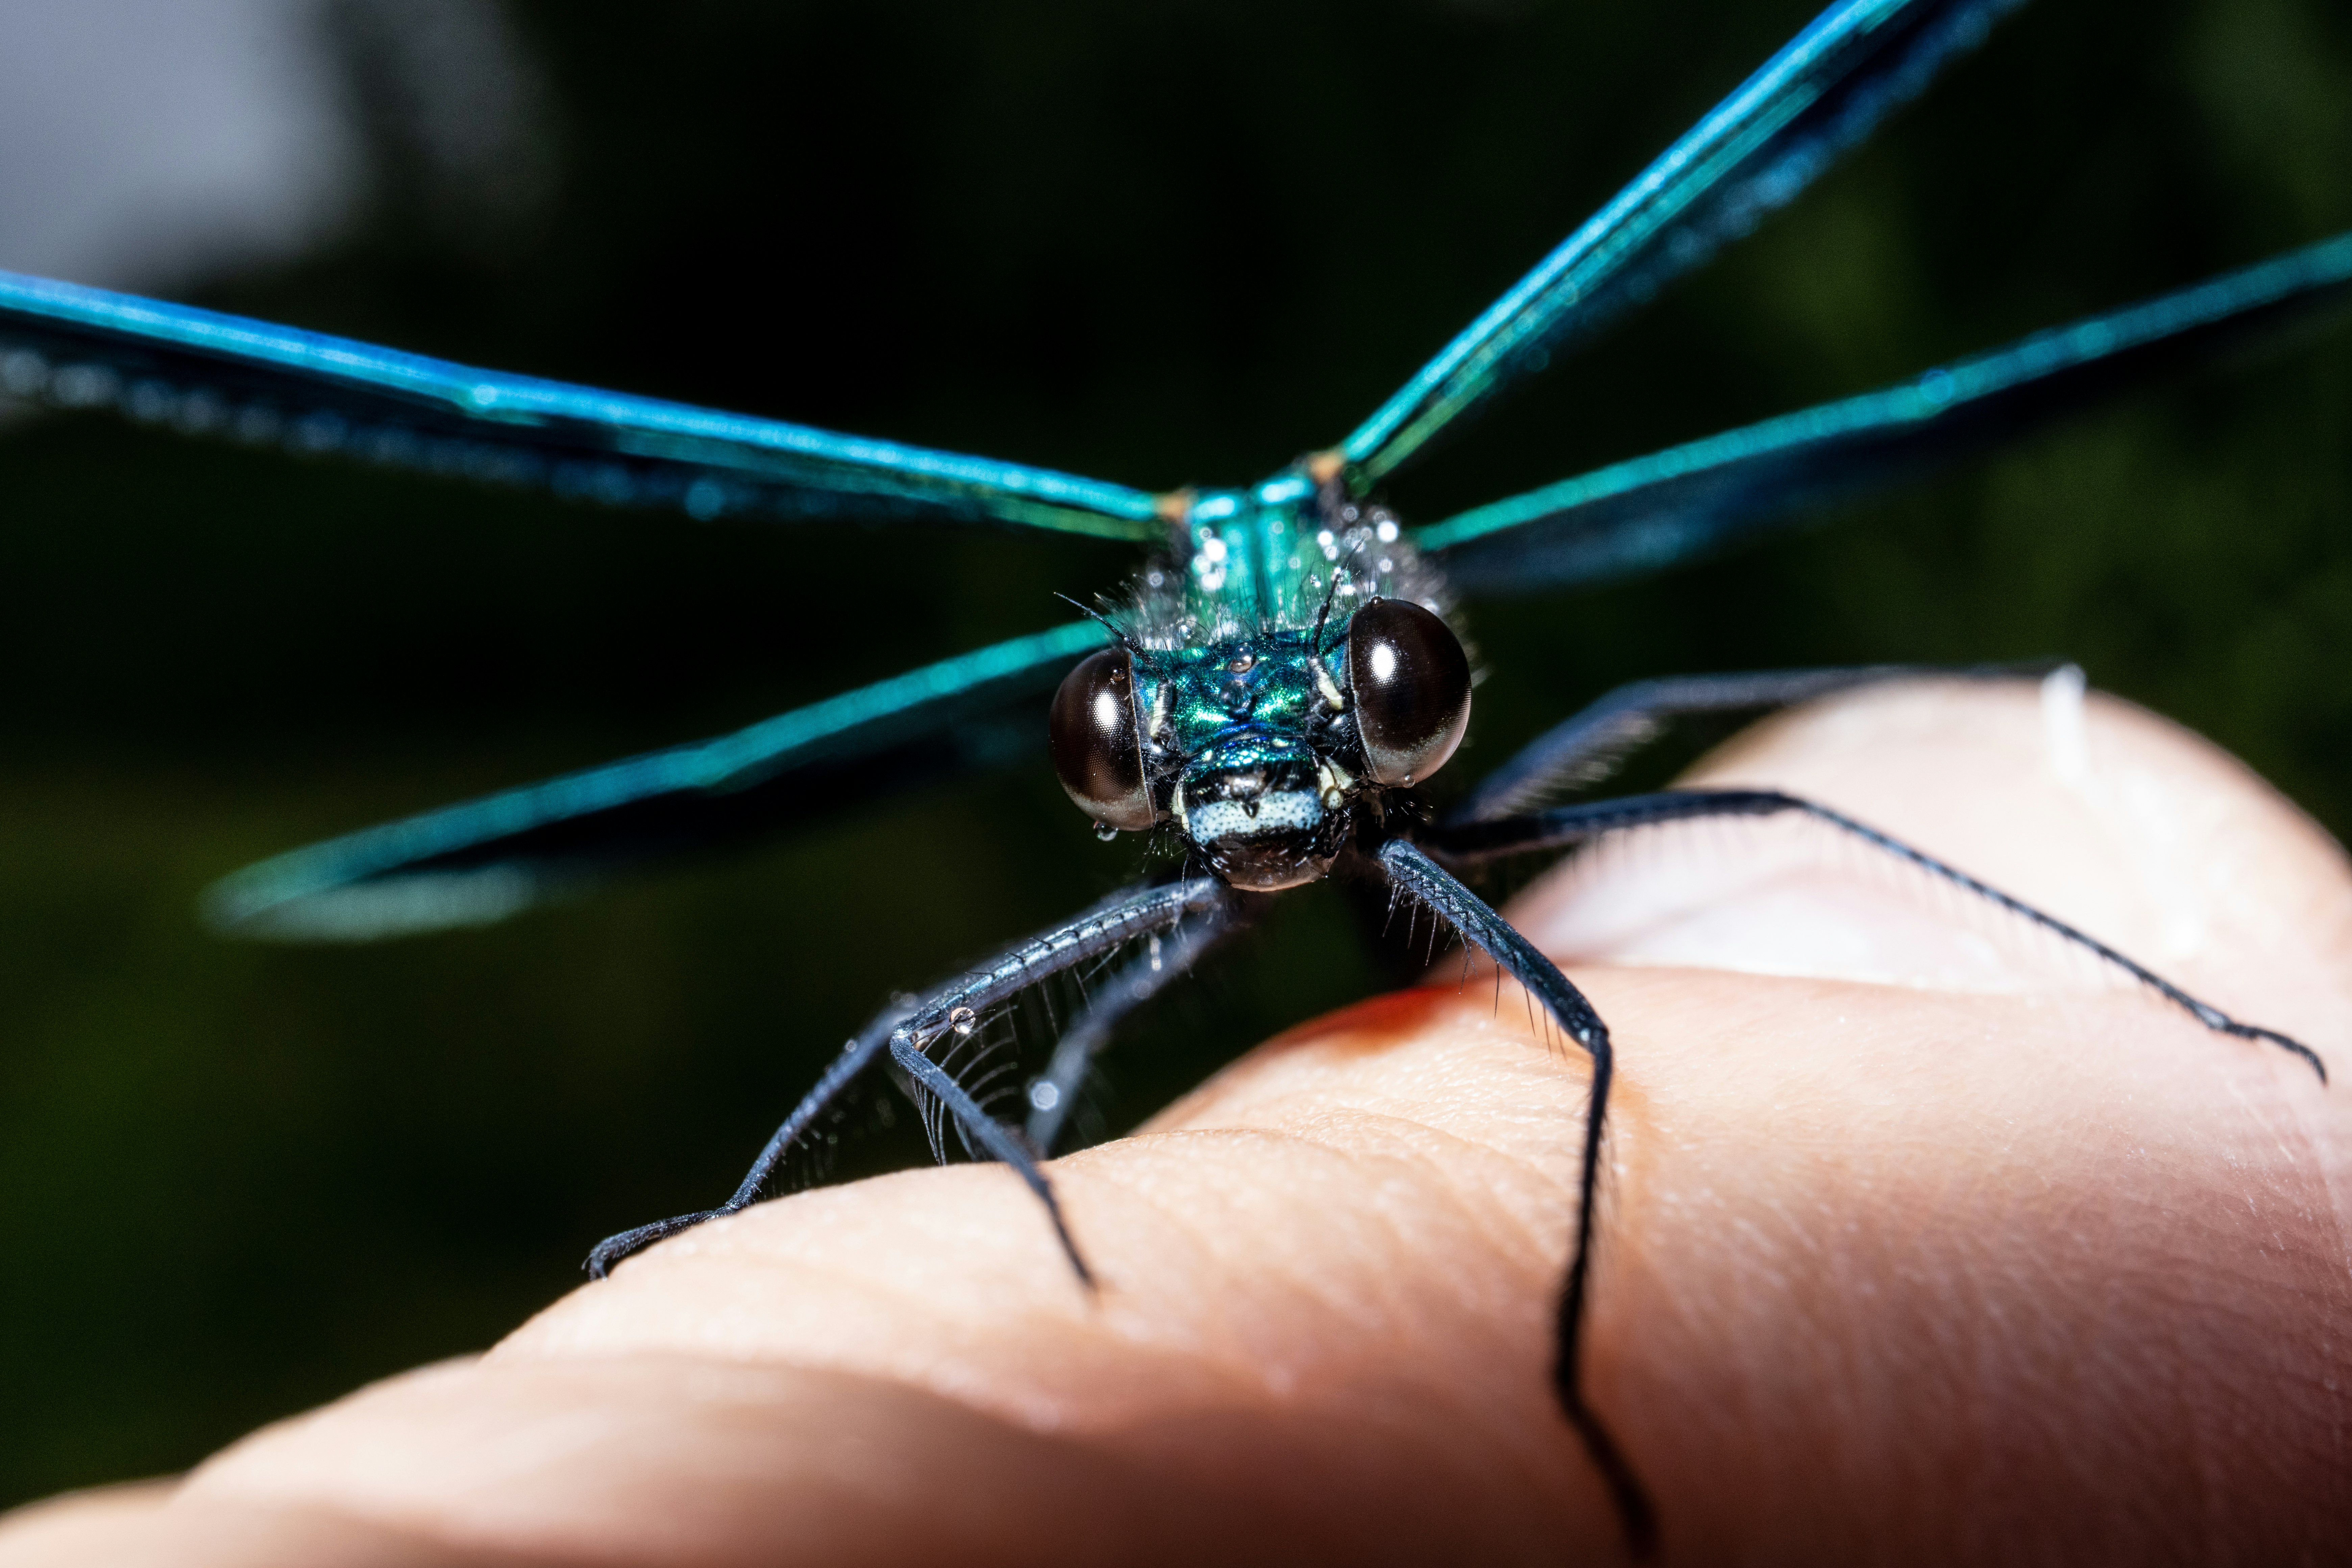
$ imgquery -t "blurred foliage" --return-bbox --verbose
[2,0,2349,1509]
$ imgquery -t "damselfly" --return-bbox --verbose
[2,0,2341,1548]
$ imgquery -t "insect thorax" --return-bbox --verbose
[1106,473,1455,890]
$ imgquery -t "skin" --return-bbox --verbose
[2,678,2346,1567]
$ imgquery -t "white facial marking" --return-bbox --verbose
[1189,790,1322,844]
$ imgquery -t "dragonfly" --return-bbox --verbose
[1,0,2342,1550]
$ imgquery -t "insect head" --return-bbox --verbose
[1051,571,1471,892]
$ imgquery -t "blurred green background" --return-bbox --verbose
[3,0,2348,1510]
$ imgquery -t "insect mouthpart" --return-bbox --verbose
[1176,735,1349,891]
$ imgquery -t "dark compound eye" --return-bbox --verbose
[1346,597,1471,786]
[1048,647,1154,831]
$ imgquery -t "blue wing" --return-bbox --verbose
[1337,0,2022,485]
[0,271,1167,541]
[1417,230,2352,594]
[203,620,1110,940]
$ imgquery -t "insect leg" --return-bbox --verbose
[887,1033,1093,1288]
[1449,662,2057,823]
[1024,901,1251,1153]
[586,1013,900,1277]
[1374,837,1658,1559]
[586,876,1232,1280]
[1430,789,2327,1081]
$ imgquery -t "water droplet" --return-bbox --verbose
[1094,822,1118,842]
[948,1005,977,1035]
[1028,1080,1061,1112]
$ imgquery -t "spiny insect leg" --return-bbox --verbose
[586,877,1231,1279]
[889,1032,1093,1289]
[1432,789,2326,1081]
[1374,838,1658,1559]
[1026,903,1248,1153]
[1448,662,2058,824]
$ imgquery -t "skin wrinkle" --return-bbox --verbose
[521,1202,1135,1428]
[193,1360,1265,1568]
[559,1235,1118,1421]
[1131,997,1638,1401]
[1044,1128,1581,1523]
[1111,1124,1543,1407]
[1105,1133,1427,1381]
[1143,991,1609,1247]
[569,1105,1534,1437]
[1181,1100,1568,1237]
[1192,1111,1562,1350]
[1077,1124,1468,1382]
[1577,942,2337,1556]
[1260,1103,1573,1259]
[1049,1136,1286,1376]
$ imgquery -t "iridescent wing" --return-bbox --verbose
[1337,0,2022,485]
[204,620,1110,940]
[0,271,1166,541]
[1417,230,2352,594]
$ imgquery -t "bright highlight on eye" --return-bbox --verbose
[1049,648,1152,831]
[1348,598,1471,786]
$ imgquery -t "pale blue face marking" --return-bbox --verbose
[1184,788,1325,847]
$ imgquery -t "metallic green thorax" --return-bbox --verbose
[1107,469,1453,889]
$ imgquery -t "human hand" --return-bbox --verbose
[3,679,2345,1566]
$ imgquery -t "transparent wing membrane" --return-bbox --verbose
[1420,230,2352,594]
[0,271,1166,541]
[204,620,1111,940]
[1336,0,2021,485]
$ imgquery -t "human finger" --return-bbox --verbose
[5,679,2344,1566]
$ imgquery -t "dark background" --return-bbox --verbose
[3,0,2347,1509]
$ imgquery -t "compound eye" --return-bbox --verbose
[1049,647,1153,831]
[1346,598,1471,785]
